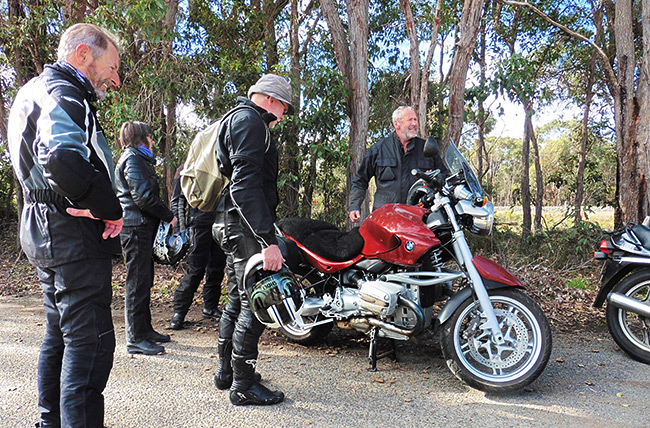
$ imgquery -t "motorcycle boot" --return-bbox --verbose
[215,339,261,390]
[229,356,283,406]
[215,338,233,389]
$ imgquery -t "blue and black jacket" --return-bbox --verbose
[8,61,122,267]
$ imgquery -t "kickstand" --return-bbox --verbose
[367,327,397,371]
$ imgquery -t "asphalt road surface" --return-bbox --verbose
[1,294,649,428]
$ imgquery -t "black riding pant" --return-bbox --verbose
[213,218,266,378]
[173,223,226,315]
[37,258,115,428]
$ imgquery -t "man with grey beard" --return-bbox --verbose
[349,106,448,222]
[8,23,122,427]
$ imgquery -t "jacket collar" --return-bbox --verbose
[46,61,98,103]
[392,132,420,154]
[236,96,277,125]
[126,146,156,164]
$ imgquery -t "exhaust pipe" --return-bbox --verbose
[608,292,650,318]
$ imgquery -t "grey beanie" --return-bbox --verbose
[247,74,295,115]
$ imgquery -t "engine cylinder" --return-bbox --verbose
[358,281,404,316]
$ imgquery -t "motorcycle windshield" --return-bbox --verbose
[445,140,484,198]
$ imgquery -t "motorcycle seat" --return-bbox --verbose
[631,224,650,250]
[277,217,365,262]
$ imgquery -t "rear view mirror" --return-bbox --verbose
[423,136,440,158]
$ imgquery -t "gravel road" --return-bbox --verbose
[1,294,649,428]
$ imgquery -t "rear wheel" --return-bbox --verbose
[606,271,650,364]
[279,271,333,345]
[279,315,333,345]
[440,288,552,393]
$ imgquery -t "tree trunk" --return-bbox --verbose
[446,0,485,147]
[639,0,650,225]
[614,0,647,225]
[526,104,543,233]
[418,0,443,136]
[321,0,370,227]
[63,0,86,24]
[279,0,302,218]
[521,106,532,241]
[575,41,599,223]
[161,0,179,203]
[400,0,421,110]
[400,0,443,137]
[477,19,487,181]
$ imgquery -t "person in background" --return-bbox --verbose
[169,167,226,330]
[212,74,293,406]
[348,106,448,222]
[8,23,123,427]
[115,121,177,355]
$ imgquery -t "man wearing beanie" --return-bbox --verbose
[212,74,293,405]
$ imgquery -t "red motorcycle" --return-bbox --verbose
[246,138,552,393]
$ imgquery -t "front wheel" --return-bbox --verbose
[440,288,552,393]
[605,271,650,364]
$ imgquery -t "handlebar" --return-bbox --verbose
[411,168,445,190]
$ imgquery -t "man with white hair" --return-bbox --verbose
[8,23,122,427]
[349,106,448,222]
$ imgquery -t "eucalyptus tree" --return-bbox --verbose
[491,1,564,238]
[445,0,485,149]
[320,0,371,224]
[501,0,650,227]
[399,0,444,135]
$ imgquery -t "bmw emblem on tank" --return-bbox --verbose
[405,241,415,252]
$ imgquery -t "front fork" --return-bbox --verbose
[444,202,505,344]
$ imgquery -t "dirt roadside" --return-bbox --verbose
[1,293,649,428]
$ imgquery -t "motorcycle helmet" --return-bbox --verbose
[152,222,192,265]
[243,253,305,329]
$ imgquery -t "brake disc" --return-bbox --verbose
[464,308,529,369]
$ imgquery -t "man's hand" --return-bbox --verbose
[170,216,178,229]
[349,210,361,223]
[66,207,124,239]
[261,244,284,271]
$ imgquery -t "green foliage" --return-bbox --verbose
[565,276,594,290]
[0,155,17,220]
[472,218,605,271]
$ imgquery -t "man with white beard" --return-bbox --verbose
[349,106,448,222]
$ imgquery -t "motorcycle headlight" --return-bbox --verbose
[455,200,494,236]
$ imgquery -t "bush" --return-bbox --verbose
[467,220,603,271]
[0,155,17,220]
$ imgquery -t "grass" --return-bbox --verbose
[566,276,596,290]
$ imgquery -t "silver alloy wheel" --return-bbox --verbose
[616,282,650,352]
[453,294,544,383]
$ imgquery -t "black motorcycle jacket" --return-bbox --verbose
[349,133,448,212]
[115,147,174,227]
[216,97,278,247]
[8,61,122,267]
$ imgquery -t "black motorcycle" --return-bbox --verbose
[594,222,650,364]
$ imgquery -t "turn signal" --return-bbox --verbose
[599,239,610,254]
[594,239,611,259]
[474,196,488,207]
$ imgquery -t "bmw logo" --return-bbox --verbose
[405,241,415,252]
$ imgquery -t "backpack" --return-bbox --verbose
[180,105,269,211]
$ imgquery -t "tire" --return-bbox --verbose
[279,315,333,345]
[278,271,334,345]
[605,271,650,364]
[440,288,552,393]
